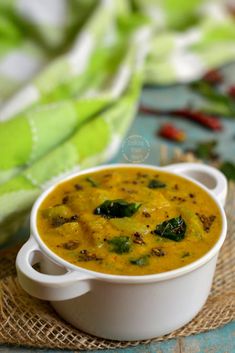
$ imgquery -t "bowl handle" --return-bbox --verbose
[16,237,93,301]
[163,163,228,206]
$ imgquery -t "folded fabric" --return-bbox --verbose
[0,97,114,184]
[0,0,235,243]
[0,70,142,244]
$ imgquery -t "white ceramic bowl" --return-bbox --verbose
[16,163,227,341]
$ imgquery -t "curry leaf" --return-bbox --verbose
[181,251,190,258]
[191,81,235,117]
[194,140,218,159]
[220,161,235,181]
[94,199,141,218]
[155,216,186,241]
[86,177,98,187]
[130,255,149,266]
[148,179,166,189]
[108,236,131,254]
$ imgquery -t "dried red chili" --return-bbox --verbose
[227,86,235,99]
[202,69,223,85]
[140,105,222,131]
[158,123,186,142]
[139,106,160,115]
[170,109,222,131]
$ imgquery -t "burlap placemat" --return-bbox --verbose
[0,172,234,350]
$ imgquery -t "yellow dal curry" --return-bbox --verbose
[37,168,222,276]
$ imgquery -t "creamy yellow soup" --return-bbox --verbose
[37,167,222,276]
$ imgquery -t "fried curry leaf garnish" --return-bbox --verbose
[86,177,98,187]
[148,179,166,189]
[108,236,132,254]
[94,199,141,218]
[181,251,190,258]
[130,255,149,266]
[154,216,186,241]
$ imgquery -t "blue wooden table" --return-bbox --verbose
[1,75,235,352]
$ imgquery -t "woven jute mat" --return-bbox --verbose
[0,169,234,350]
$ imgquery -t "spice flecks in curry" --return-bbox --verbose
[37,168,222,275]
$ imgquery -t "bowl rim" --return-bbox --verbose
[30,163,227,284]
